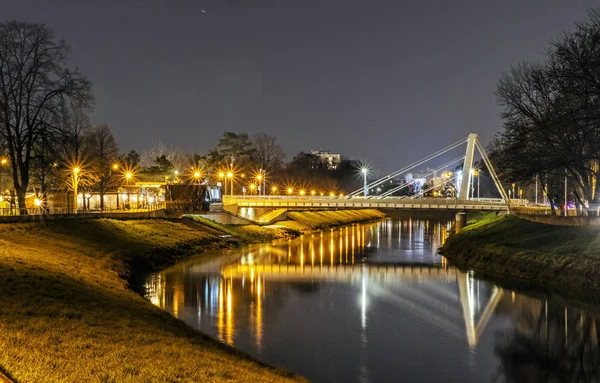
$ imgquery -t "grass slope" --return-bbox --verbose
[441,214,600,302]
[0,219,303,383]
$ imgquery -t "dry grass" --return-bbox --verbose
[0,219,304,383]
[441,215,600,303]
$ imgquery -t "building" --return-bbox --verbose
[310,150,341,170]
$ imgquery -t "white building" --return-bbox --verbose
[311,150,341,170]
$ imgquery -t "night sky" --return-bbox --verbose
[3,0,597,173]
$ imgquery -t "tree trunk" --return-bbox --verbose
[16,187,27,214]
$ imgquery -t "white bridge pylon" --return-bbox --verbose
[349,133,509,202]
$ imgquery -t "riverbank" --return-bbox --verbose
[0,219,305,382]
[440,214,600,303]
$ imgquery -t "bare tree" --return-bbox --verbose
[250,133,285,171]
[89,124,119,210]
[0,22,92,210]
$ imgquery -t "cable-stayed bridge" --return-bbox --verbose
[224,133,511,213]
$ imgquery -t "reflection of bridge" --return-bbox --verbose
[222,263,459,283]
[221,262,503,348]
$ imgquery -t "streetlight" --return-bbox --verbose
[193,171,201,185]
[72,167,81,213]
[473,169,480,199]
[299,189,306,196]
[287,187,293,195]
[311,190,316,196]
[250,183,256,194]
[218,172,226,195]
[361,167,369,196]
[271,186,277,195]
[227,171,233,197]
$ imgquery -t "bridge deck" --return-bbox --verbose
[224,196,508,211]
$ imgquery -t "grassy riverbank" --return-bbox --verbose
[0,219,304,383]
[440,214,600,302]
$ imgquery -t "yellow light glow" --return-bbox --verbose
[218,172,225,178]
[0,159,6,165]
[148,196,155,203]
[227,172,233,179]
[125,172,132,179]
[34,198,42,207]
[194,171,201,178]
[339,193,344,197]
[287,188,293,194]
[73,167,80,174]
[112,164,119,170]
[0,196,3,202]
[271,186,277,192]
[311,190,316,196]
[256,174,263,181]
[299,190,306,196]
[320,192,324,196]
[329,192,335,197]
[250,184,256,190]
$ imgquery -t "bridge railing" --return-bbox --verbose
[224,195,508,208]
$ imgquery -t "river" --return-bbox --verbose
[146,218,600,382]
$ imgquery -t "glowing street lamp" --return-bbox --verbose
[250,183,256,194]
[227,171,234,197]
[271,186,277,195]
[193,171,201,185]
[299,189,306,196]
[311,190,316,196]
[361,167,369,196]
[287,187,293,195]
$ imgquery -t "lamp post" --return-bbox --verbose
[227,171,233,197]
[361,167,368,196]
[72,167,80,213]
[218,172,226,196]
[476,170,479,199]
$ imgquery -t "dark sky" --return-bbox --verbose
[2,0,597,173]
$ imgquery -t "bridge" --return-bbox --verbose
[223,196,509,211]
[223,133,510,216]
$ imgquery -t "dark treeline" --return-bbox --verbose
[491,8,600,214]
[0,22,362,211]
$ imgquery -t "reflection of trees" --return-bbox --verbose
[494,302,600,382]
[288,282,320,294]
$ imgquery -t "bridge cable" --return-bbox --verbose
[348,136,469,196]
[378,156,466,198]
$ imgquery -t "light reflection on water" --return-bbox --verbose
[146,219,600,383]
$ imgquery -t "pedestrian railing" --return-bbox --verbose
[0,202,166,216]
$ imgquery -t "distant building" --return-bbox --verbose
[311,149,341,170]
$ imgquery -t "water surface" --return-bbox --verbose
[147,219,600,382]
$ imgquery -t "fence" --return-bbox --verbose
[0,202,166,217]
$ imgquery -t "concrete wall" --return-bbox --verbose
[0,209,166,224]
[513,212,600,226]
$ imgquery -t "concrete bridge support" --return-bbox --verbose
[455,212,467,233]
